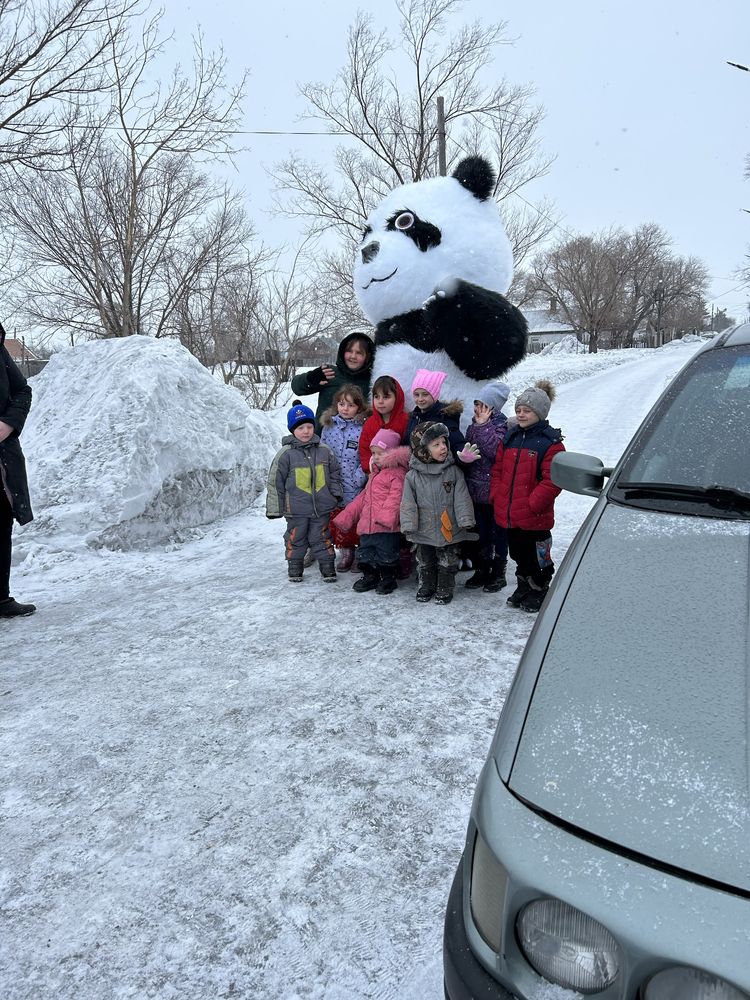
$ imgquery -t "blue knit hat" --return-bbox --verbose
[287,399,315,432]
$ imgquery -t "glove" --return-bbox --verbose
[457,443,481,464]
[306,366,330,390]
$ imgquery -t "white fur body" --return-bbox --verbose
[372,342,485,432]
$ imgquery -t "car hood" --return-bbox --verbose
[508,503,750,893]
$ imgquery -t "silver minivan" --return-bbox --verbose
[444,324,750,1000]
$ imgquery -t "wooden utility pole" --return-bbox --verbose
[436,96,446,176]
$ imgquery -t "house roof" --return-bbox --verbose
[3,338,39,361]
[524,308,576,335]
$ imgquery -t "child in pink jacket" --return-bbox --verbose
[332,429,409,596]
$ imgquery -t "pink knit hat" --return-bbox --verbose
[370,429,402,451]
[411,368,447,401]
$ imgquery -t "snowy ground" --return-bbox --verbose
[2,342,703,1000]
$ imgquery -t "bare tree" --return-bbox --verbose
[0,0,142,169]
[272,0,554,298]
[532,230,628,353]
[6,11,251,342]
[228,245,349,410]
[531,226,709,352]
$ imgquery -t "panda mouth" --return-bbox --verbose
[362,267,398,290]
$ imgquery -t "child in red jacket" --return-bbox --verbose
[334,429,410,595]
[358,375,409,472]
[489,380,565,613]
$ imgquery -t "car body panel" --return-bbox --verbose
[457,761,750,1000]
[508,502,750,892]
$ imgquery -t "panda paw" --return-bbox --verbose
[422,277,459,308]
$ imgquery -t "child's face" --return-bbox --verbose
[473,400,492,420]
[343,340,368,372]
[515,405,539,429]
[373,390,396,418]
[427,437,448,462]
[293,423,315,443]
[413,388,434,411]
[337,395,359,420]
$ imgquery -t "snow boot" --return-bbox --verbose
[434,567,456,605]
[464,556,488,589]
[483,557,507,594]
[520,586,548,613]
[352,564,379,593]
[375,563,398,595]
[0,596,36,617]
[336,546,355,572]
[320,560,337,583]
[303,547,315,568]
[415,565,438,602]
[288,561,304,583]
[506,575,532,607]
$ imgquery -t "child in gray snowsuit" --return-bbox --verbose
[400,422,475,605]
[266,400,342,583]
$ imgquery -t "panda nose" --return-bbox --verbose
[361,241,380,264]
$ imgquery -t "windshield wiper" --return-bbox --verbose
[616,482,750,510]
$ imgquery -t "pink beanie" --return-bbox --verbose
[411,368,447,401]
[371,429,402,451]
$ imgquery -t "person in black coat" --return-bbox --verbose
[0,321,35,616]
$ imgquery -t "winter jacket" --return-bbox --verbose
[405,399,465,460]
[290,332,375,431]
[489,420,565,531]
[464,411,508,505]
[321,414,367,505]
[0,326,33,525]
[359,377,410,472]
[400,452,475,547]
[334,446,409,536]
[266,434,342,519]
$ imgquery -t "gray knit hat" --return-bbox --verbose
[476,381,510,414]
[515,380,556,420]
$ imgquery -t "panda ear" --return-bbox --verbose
[452,156,495,201]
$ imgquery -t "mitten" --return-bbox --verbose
[457,443,481,464]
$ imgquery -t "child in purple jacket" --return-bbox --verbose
[461,381,510,593]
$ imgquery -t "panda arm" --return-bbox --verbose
[423,279,528,380]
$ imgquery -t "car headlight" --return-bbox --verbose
[516,897,620,993]
[644,967,749,1000]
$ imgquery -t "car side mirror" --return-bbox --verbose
[551,452,614,497]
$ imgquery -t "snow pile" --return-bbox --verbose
[540,334,580,355]
[17,336,279,552]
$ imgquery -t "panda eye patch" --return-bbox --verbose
[386,210,442,252]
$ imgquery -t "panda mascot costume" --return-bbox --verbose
[353,155,527,429]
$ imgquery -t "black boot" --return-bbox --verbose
[352,564,379,593]
[319,560,337,582]
[464,556,488,589]
[483,557,507,593]
[520,586,548,613]
[434,567,456,605]
[0,596,36,617]
[375,563,398,595]
[415,565,438,602]
[288,561,304,583]
[506,575,531,607]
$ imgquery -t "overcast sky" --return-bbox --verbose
[160,0,750,321]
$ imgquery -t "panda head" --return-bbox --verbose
[353,156,514,326]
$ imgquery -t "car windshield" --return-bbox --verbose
[612,345,750,513]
